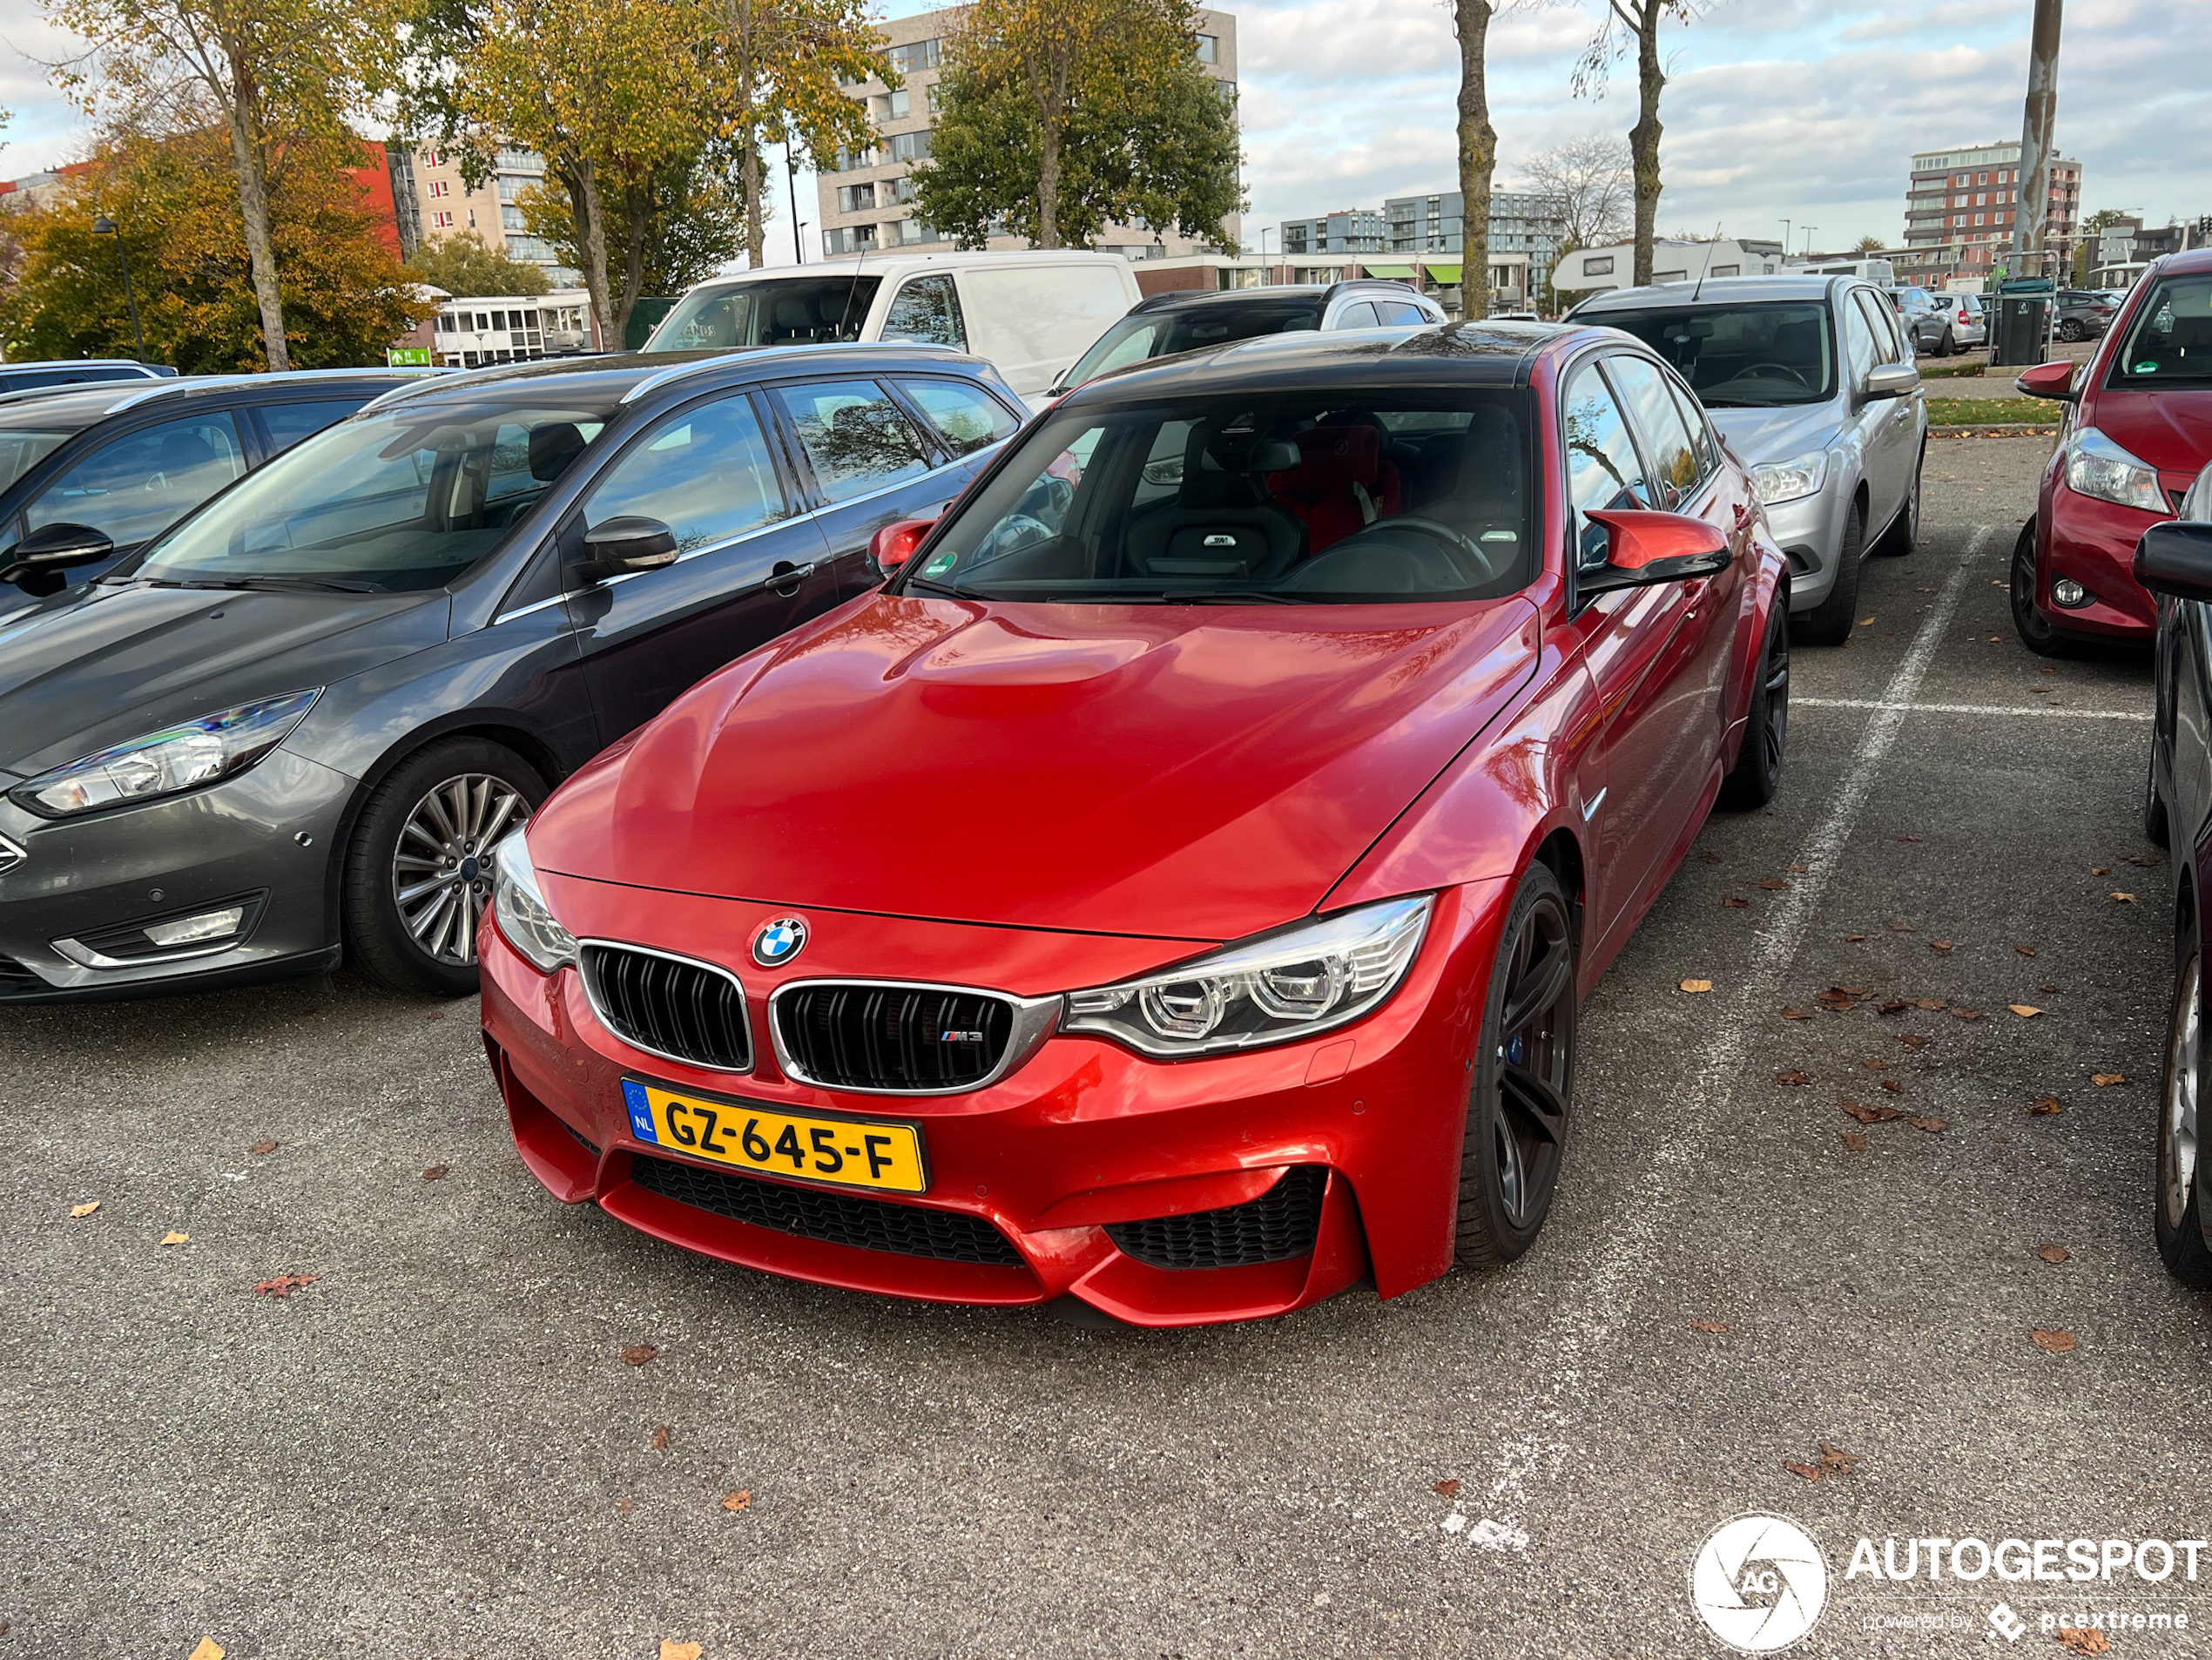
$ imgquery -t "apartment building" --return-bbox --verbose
[818,6,1240,260]
[1897,140,2081,287]
[388,141,579,286]
[1280,209,1386,256]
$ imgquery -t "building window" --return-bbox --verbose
[885,88,909,119]
[1196,32,1217,62]
[501,203,527,231]
[835,145,879,172]
[432,210,454,230]
[838,182,876,213]
[889,130,931,164]
[889,37,941,74]
[428,179,450,199]
[496,147,544,173]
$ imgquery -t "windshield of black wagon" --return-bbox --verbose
[898,389,1537,603]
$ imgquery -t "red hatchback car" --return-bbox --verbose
[2013,249,2212,653]
[479,325,1790,1326]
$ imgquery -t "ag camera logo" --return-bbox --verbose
[1689,1513,1831,1652]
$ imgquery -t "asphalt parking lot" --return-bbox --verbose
[8,433,2211,1658]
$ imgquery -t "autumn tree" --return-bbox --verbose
[0,119,430,370]
[913,0,1242,252]
[1574,0,1703,287]
[1851,233,1886,256]
[515,141,748,301]
[404,232,552,296]
[1453,0,1497,318]
[43,0,409,369]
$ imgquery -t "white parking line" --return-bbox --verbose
[1797,696,2148,722]
[1467,525,1996,1553]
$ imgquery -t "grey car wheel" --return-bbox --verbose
[2155,936,2212,1285]
[394,773,530,965]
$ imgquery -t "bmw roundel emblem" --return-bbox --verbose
[752,915,808,967]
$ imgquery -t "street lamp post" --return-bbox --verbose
[786,133,805,265]
[91,214,145,363]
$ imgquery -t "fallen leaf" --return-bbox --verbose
[425,1011,446,1022]
[721,1488,752,1512]
[1760,878,1791,890]
[617,1496,633,1516]
[2017,946,2037,957]
[2125,854,2161,867]
[1774,1070,1811,1086]
[1895,835,1922,843]
[2040,665,2057,675]
[1722,896,1749,908]
[2031,1097,2065,1115]
[1878,998,1908,1015]
[1898,1033,1926,1049]
[68,1201,99,1218]
[2091,1073,2126,1087]
[1781,1006,1813,1020]
[1912,1116,1946,1133]
[1433,1478,1462,1496]
[1861,1056,1887,1070]
[1820,987,1863,1011]
[1679,978,1712,993]
[1951,1007,1983,1021]
[2110,892,2136,904]
[421,1164,449,1181]
[1929,939,1953,951]
[1913,996,1948,1010]
[622,1343,658,1366]
[1880,1079,1906,1094]
[1858,615,1876,626]
[1844,933,1866,941]
[2040,982,2060,993]
[249,1139,278,1155]
[2030,1327,2076,1353]
[659,1643,703,1660]
[2009,1004,2043,1018]
[1785,863,1809,874]
[2038,1244,2070,1265]
[1889,920,1917,932]
[1697,851,1722,864]
[1817,1443,1858,1476]
[1841,1103,1900,1124]
[652,1426,672,1451]
[1840,1131,1869,1151]
[253,1273,319,1299]
[189,1642,226,1660]
[1782,1460,1823,1481]
[1687,1319,1730,1333]
[2056,1628,2110,1656]
[159,1231,190,1247]
[2091,866,2109,876]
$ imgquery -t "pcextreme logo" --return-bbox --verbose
[1689,1513,1831,1652]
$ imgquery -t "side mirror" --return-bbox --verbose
[1579,509,1731,597]
[2134,520,2212,604]
[870,516,937,578]
[2,521,116,594]
[577,515,678,583]
[1863,361,1920,402]
[2016,360,2078,402]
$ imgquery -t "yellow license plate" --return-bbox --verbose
[620,1079,927,1194]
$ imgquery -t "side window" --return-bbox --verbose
[581,395,786,556]
[1561,359,1650,568]
[880,274,968,349]
[1606,355,1700,508]
[257,399,366,455]
[24,413,246,546]
[772,379,934,504]
[1664,375,1718,482]
[1377,300,1428,326]
[1842,295,1880,388]
[1332,301,1381,328]
[1855,290,1905,364]
[894,377,1018,457]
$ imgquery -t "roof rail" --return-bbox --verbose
[107,365,444,415]
[1320,277,1417,303]
[615,341,962,406]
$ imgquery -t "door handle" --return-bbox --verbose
[769,559,816,596]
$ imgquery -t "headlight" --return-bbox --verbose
[490,827,577,974]
[1062,894,1431,1057]
[1751,452,1829,505]
[13,689,320,817]
[2065,426,2167,513]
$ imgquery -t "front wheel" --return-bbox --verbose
[2010,519,2075,658]
[342,737,547,995]
[2057,319,2085,343]
[1720,595,1789,808]
[2155,935,2212,1286]
[2147,742,2172,847]
[1455,861,1578,1268]
[1791,501,1864,647]
[1936,327,1956,357]
[1877,447,1923,557]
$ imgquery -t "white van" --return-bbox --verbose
[643,252,1142,403]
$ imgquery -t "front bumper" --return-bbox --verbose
[480,874,1509,1326]
[2038,479,2167,640]
[0,748,353,999]
[1764,483,1849,611]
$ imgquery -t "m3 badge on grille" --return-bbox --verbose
[752,915,808,967]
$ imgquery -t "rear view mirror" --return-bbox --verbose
[2134,520,2212,604]
[2016,361,2078,402]
[1579,509,1730,597]
[870,517,937,577]
[2,521,116,596]
[578,516,678,583]
[1864,362,1920,402]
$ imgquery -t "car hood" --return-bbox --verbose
[0,582,448,779]
[2090,388,2212,481]
[1704,402,1846,465]
[532,593,1541,941]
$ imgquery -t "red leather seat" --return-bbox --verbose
[1265,425,1402,554]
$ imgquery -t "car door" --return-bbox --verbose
[1851,287,1917,525]
[765,375,987,598]
[246,397,375,461]
[13,409,248,586]
[562,387,836,743]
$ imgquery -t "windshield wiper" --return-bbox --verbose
[177,575,379,594]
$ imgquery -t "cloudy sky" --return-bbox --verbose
[3,0,2205,262]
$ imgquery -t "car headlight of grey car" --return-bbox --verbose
[490,827,577,974]
[12,689,321,817]
[1062,894,1432,1057]
[1751,451,1829,506]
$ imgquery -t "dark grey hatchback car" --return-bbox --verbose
[0,345,1025,1000]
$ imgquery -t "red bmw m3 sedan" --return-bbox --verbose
[480,323,1791,1326]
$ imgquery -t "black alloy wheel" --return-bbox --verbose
[2155,928,2212,1286]
[2009,519,2074,658]
[1721,596,1790,808]
[1455,861,1577,1267]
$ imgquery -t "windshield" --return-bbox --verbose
[1590,301,1837,407]
[2106,275,2212,388]
[0,428,71,492]
[897,388,1533,605]
[1061,303,1325,390]
[130,399,611,592]
[647,276,883,350]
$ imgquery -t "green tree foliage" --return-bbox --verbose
[403,233,552,296]
[912,0,1242,252]
[0,121,431,370]
[44,0,411,369]
[514,141,747,300]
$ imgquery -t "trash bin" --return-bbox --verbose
[1990,280,2054,368]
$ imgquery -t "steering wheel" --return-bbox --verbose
[1345,515,1488,565]
[974,512,1054,562]
[1730,361,1811,388]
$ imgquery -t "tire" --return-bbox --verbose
[2058,319,2085,343]
[1876,445,1923,557]
[342,737,546,996]
[1936,327,1956,358]
[2009,518,2076,658]
[2147,741,2173,847]
[1720,594,1789,809]
[1791,500,1865,647]
[1455,861,1577,1268]
[2155,926,2212,1287]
